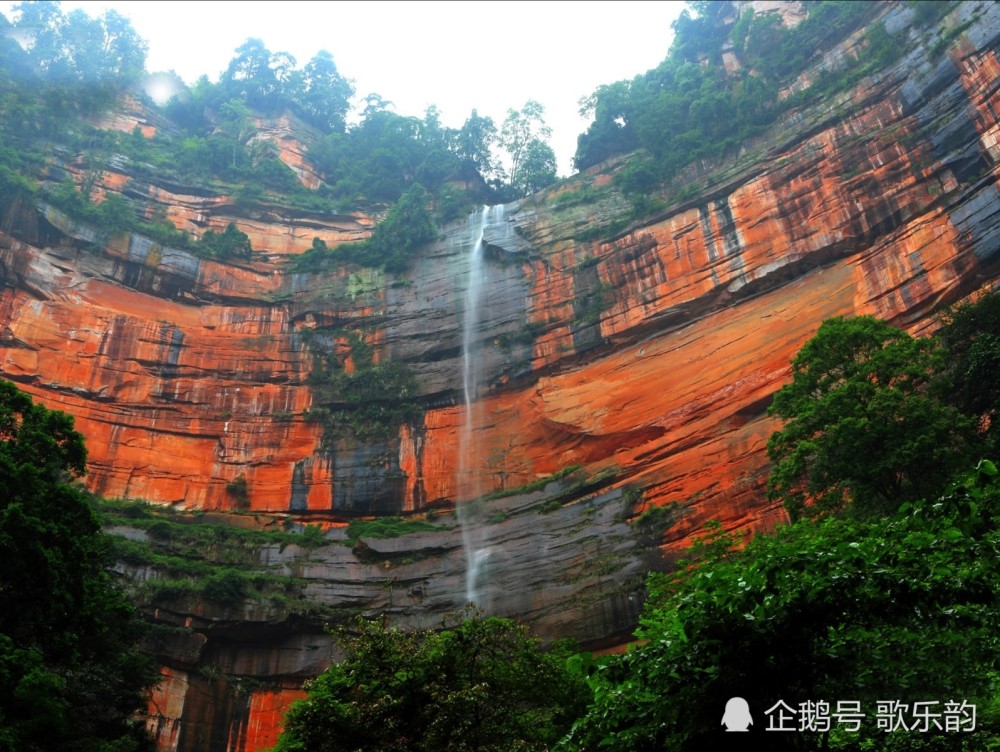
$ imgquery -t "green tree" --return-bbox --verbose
[11,2,146,85]
[767,316,978,519]
[289,50,354,133]
[572,1,876,176]
[574,80,638,171]
[275,611,588,752]
[498,100,558,197]
[368,183,436,272]
[216,97,256,170]
[455,108,499,179]
[936,288,1000,454]
[560,463,1000,752]
[296,184,437,274]
[198,222,252,259]
[9,1,66,76]
[68,8,147,84]
[0,379,157,751]
[311,104,432,204]
[221,37,284,111]
[514,138,558,196]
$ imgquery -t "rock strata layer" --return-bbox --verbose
[0,2,999,750]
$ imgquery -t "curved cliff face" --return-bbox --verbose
[1,2,1000,750]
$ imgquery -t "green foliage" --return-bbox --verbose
[574,278,616,327]
[296,184,436,273]
[98,498,335,613]
[498,100,558,198]
[0,379,156,751]
[99,497,330,554]
[455,108,500,181]
[308,359,422,442]
[302,328,423,444]
[0,153,36,207]
[310,107,450,204]
[275,611,589,752]
[132,216,196,250]
[936,287,1000,454]
[633,503,678,537]
[300,523,328,547]
[483,465,584,500]
[198,222,253,259]
[0,2,146,174]
[612,154,659,197]
[12,2,147,86]
[564,311,1000,751]
[562,467,1000,752]
[908,0,955,26]
[293,49,355,132]
[864,20,905,70]
[361,184,437,273]
[344,516,447,544]
[552,184,603,211]
[573,0,885,181]
[43,178,259,258]
[307,355,422,443]
[433,183,476,223]
[225,474,250,508]
[929,16,976,61]
[47,179,106,226]
[1,2,559,272]
[93,192,135,233]
[767,316,979,520]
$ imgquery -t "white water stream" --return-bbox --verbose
[458,204,504,605]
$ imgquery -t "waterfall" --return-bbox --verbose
[458,204,503,606]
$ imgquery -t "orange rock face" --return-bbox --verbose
[1,2,999,750]
[250,114,325,190]
[146,667,307,752]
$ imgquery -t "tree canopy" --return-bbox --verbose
[498,100,558,198]
[0,1,565,276]
[936,287,1000,455]
[573,0,897,187]
[275,612,589,752]
[0,379,157,752]
[560,306,1000,751]
[11,0,147,85]
[156,34,557,209]
[559,463,1000,752]
[766,316,979,520]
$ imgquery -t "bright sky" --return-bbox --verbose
[1,1,687,175]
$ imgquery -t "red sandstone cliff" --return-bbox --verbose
[1,2,1000,750]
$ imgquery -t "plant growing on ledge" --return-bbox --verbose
[293,184,437,273]
[226,474,251,508]
[306,330,423,443]
[198,222,253,259]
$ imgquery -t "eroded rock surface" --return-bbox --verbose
[1,2,999,750]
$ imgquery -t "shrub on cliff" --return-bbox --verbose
[0,379,157,752]
[295,184,437,273]
[275,611,588,752]
[198,222,253,259]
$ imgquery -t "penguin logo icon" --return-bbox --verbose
[722,697,753,731]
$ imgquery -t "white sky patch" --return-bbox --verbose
[0,0,687,175]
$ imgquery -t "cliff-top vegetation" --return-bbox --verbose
[0,0,560,271]
[0,0,946,274]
